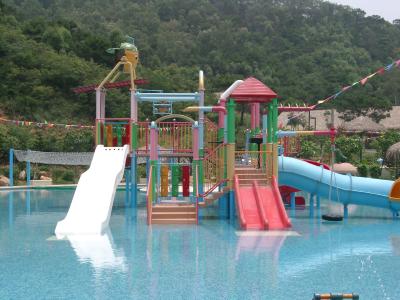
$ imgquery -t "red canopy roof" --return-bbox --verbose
[230,77,277,103]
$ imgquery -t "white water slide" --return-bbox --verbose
[55,145,129,237]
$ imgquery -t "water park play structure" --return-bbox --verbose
[55,40,400,234]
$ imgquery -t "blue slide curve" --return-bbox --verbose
[278,156,400,213]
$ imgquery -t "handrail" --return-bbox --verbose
[195,165,199,224]
[202,143,226,161]
[234,175,247,229]
[199,179,228,198]
[271,175,291,227]
[253,181,269,230]
[146,165,153,225]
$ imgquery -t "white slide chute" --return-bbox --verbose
[55,145,129,237]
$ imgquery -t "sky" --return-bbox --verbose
[328,0,399,22]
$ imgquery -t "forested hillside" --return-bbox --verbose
[1,0,400,122]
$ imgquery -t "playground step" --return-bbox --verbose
[152,211,197,219]
[151,218,197,224]
[152,204,195,213]
[151,203,197,225]
[238,179,269,186]
[237,173,267,180]
[235,168,265,175]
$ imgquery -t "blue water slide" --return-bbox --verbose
[278,156,400,212]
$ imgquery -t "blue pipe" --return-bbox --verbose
[279,157,399,212]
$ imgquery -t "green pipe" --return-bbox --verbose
[131,123,138,150]
[272,98,278,143]
[227,99,236,144]
[217,128,224,143]
[267,103,273,143]
[117,126,122,146]
[171,164,180,197]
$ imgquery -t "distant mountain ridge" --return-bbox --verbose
[1,0,400,121]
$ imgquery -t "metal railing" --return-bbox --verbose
[234,174,247,228]
[204,117,219,152]
[234,150,272,170]
[137,121,193,153]
[201,143,226,196]
[96,118,131,147]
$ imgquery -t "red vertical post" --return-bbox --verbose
[182,165,190,197]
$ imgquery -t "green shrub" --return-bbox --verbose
[369,165,382,178]
[357,164,368,177]
[52,168,75,184]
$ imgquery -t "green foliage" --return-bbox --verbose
[336,136,362,163]
[357,164,368,177]
[0,124,94,159]
[299,140,320,159]
[371,130,400,160]
[1,0,400,125]
[52,167,75,184]
[369,164,382,178]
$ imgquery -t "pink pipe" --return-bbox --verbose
[313,128,337,136]
[255,103,260,129]
[218,99,226,128]
[193,123,199,160]
[150,122,158,160]
[250,103,256,129]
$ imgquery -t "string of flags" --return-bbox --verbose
[0,117,94,129]
[314,58,400,107]
[286,58,400,122]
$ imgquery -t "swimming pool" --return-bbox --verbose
[1,189,399,299]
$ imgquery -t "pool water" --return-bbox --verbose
[1,190,400,299]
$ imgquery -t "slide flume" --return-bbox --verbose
[278,156,400,212]
[55,145,129,236]
[235,175,291,230]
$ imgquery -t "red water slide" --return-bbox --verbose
[234,175,291,230]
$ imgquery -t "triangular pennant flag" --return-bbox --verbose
[396,60,400,67]
[352,81,360,87]
[342,86,351,92]
[377,67,385,75]
[385,63,395,71]
[333,91,342,99]
[360,77,369,85]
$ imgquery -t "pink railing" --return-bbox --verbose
[137,121,193,153]
[234,175,247,229]
[271,176,291,227]
[146,165,153,225]
[253,181,269,230]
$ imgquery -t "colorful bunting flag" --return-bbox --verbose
[377,68,385,75]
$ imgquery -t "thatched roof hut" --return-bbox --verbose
[341,116,385,133]
[387,142,400,161]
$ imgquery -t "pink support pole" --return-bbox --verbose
[255,103,260,129]
[150,122,158,160]
[250,103,256,130]
[193,122,199,160]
